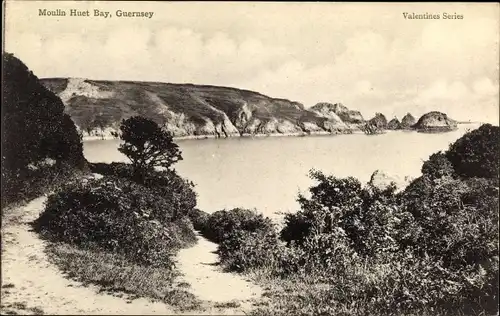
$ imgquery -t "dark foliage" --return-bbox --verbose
[421,151,455,179]
[1,164,85,208]
[90,162,197,219]
[1,53,85,207]
[33,176,196,267]
[446,124,500,179]
[118,116,182,178]
[187,208,210,231]
[199,208,274,244]
[214,124,499,315]
[281,170,400,257]
[218,229,285,273]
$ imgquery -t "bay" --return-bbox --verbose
[83,124,479,219]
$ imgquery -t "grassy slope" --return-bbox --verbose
[39,78,355,136]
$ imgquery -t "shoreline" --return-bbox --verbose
[82,130,363,142]
[81,122,484,142]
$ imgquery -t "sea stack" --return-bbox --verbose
[401,113,416,129]
[368,113,388,129]
[387,117,402,130]
[413,111,457,132]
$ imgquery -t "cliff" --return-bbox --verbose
[40,78,366,139]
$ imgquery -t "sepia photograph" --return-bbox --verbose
[1,1,499,315]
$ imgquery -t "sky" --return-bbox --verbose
[4,1,499,123]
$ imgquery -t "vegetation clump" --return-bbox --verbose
[34,176,196,267]
[198,124,499,316]
[2,53,85,207]
[117,116,182,180]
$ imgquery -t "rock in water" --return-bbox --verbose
[368,113,388,129]
[387,117,402,130]
[401,113,416,129]
[413,111,457,132]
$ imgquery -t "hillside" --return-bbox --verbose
[40,78,460,139]
[40,78,366,139]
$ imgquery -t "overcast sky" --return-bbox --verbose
[5,1,499,123]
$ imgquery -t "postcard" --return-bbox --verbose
[2,2,499,315]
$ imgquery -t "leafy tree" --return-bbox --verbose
[118,116,182,179]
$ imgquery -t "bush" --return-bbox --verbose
[1,163,87,208]
[446,124,500,179]
[33,176,196,267]
[187,208,210,231]
[200,208,274,243]
[218,229,284,273]
[281,171,363,245]
[421,151,455,179]
[245,125,499,316]
[401,176,498,268]
[281,169,402,258]
[90,162,197,219]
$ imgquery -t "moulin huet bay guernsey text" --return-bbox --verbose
[39,9,154,19]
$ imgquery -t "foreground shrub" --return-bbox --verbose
[90,162,197,219]
[210,125,499,315]
[200,208,274,243]
[421,151,455,179]
[401,176,499,268]
[281,170,402,258]
[33,176,196,267]
[218,229,284,273]
[446,124,499,179]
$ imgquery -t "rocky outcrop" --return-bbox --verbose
[310,103,365,124]
[368,113,388,129]
[401,113,416,129]
[413,111,457,132]
[359,112,388,135]
[387,118,402,130]
[368,170,411,191]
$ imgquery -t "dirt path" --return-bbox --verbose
[1,194,262,315]
[1,195,183,315]
[175,233,263,313]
